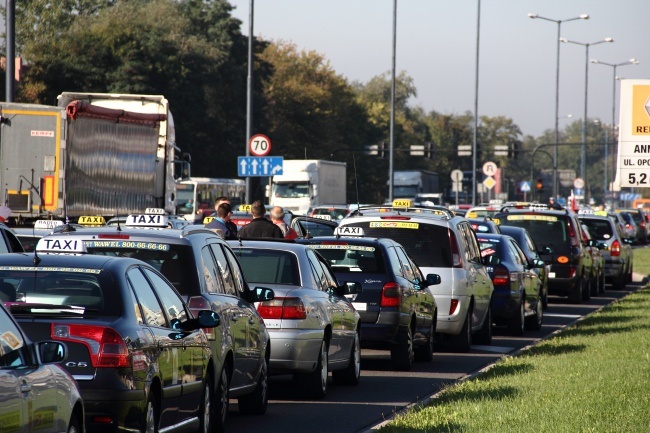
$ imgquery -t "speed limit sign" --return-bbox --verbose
[249,134,272,157]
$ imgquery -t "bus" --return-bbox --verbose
[176,177,246,223]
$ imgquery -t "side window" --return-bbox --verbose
[2,229,23,252]
[524,233,538,257]
[316,255,339,290]
[306,249,328,291]
[404,249,425,282]
[386,246,404,277]
[0,311,27,367]
[506,240,524,266]
[127,268,166,328]
[201,246,223,294]
[0,230,9,254]
[223,246,248,297]
[143,268,189,326]
[209,244,237,296]
[458,223,479,263]
[394,247,415,281]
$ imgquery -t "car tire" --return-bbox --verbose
[542,283,549,310]
[143,390,159,433]
[449,308,472,353]
[213,367,229,433]
[525,294,543,331]
[391,325,414,371]
[508,298,525,336]
[568,278,583,303]
[582,276,592,301]
[199,375,213,433]
[238,355,268,415]
[473,304,492,345]
[298,339,328,399]
[590,274,599,297]
[67,415,82,433]
[333,330,361,385]
[414,323,435,361]
[613,271,627,290]
[598,270,606,294]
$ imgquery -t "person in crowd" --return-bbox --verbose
[270,206,298,240]
[548,197,563,210]
[205,202,237,239]
[237,200,284,239]
[210,196,238,236]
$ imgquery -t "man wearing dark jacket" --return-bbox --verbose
[205,202,237,239]
[237,200,284,239]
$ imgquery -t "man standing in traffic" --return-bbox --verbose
[270,206,298,239]
[237,200,284,239]
[205,202,237,239]
[548,197,563,210]
[211,196,238,236]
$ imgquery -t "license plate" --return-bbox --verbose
[548,272,556,278]
[352,302,367,311]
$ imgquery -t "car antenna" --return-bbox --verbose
[32,221,41,266]
[353,154,362,216]
[116,192,122,232]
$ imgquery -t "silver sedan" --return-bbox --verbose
[229,240,361,399]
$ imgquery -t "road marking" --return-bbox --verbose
[544,313,582,319]
[472,345,513,353]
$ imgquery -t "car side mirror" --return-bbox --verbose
[425,274,441,286]
[176,310,221,333]
[249,287,275,302]
[38,341,67,364]
[343,281,362,295]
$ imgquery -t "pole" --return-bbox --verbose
[245,0,254,203]
[581,44,589,183]
[388,0,397,203]
[610,65,617,195]
[553,21,560,199]
[5,0,15,102]
[472,0,481,206]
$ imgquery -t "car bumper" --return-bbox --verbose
[268,328,325,374]
[82,389,146,432]
[492,290,523,320]
[434,294,471,336]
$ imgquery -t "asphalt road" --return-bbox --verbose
[225,276,645,433]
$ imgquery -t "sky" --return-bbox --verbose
[228,0,650,139]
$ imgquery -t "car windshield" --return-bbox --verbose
[0,269,118,314]
[272,182,310,198]
[233,248,300,285]
[310,244,385,273]
[346,221,452,268]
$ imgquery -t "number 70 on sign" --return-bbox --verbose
[249,134,272,157]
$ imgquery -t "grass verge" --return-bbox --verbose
[632,246,650,277]
[379,253,650,433]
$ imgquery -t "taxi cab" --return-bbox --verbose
[37,209,274,430]
[2,240,220,433]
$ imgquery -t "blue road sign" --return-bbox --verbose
[238,156,284,177]
[520,181,531,192]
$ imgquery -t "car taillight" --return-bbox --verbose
[492,267,510,287]
[380,282,401,307]
[449,229,462,268]
[611,240,621,256]
[52,324,130,368]
[98,234,130,239]
[449,299,459,315]
[257,297,306,320]
[568,221,579,247]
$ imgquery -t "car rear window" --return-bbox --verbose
[498,214,568,249]
[233,248,300,285]
[345,221,452,268]
[0,269,119,314]
[477,238,503,264]
[579,218,614,240]
[309,243,385,273]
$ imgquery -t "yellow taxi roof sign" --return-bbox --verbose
[203,216,216,224]
[78,216,106,226]
[392,199,412,208]
[239,204,252,212]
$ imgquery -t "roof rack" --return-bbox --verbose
[499,202,570,214]
[348,204,453,220]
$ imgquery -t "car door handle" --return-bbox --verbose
[20,383,31,393]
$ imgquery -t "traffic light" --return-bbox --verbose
[536,178,544,191]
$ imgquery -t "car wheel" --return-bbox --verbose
[414,323,435,361]
[542,284,549,310]
[143,391,159,433]
[298,339,328,399]
[391,324,414,371]
[199,375,213,433]
[67,415,82,433]
[598,270,606,294]
[473,304,492,345]
[238,355,268,415]
[590,274,599,297]
[449,308,472,353]
[613,271,627,290]
[582,276,592,301]
[508,298,525,336]
[525,294,543,331]
[568,278,583,303]
[213,367,229,433]
[333,330,361,385]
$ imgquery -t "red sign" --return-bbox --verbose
[249,134,272,157]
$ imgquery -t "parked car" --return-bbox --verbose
[299,233,440,371]
[476,233,544,334]
[578,212,633,290]
[36,211,274,431]
[617,208,649,244]
[494,205,593,303]
[497,225,549,308]
[616,211,639,243]
[0,301,85,433]
[1,250,220,433]
[338,203,494,352]
[308,205,350,222]
[228,239,361,398]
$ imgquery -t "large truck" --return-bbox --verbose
[267,159,346,215]
[390,170,440,203]
[0,93,187,225]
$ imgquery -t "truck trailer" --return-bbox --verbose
[0,93,186,225]
[390,170,440,202]
[267,159,347,215]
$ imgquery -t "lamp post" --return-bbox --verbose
[388,0,397,202]
[590,58,639,197]
[560,37,614,182]
[528,13,589,199]
[245,0,254,204]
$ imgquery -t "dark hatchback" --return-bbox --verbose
[0,252,220,433]
[298,235,440,371]
[476,233,544,334]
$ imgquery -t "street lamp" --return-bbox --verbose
[590,58,639,197]
[561,37,614,183]
[528,13,589,199]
